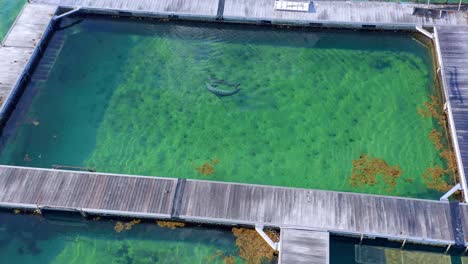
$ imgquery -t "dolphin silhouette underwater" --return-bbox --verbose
[206,83,241,97]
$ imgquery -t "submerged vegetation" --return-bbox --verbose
[349,154,403,193]
[194,159,220,176]
[350,94,459,196]
[114,219,141,233]
[418,95,458,193]
[207,250,237,264]
[0,18,448,198]
[156,221,186,229]
[417,95,447,128]
[232,228,278,264]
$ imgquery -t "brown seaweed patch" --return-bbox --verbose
[429,129,443,150]
[417,95,447,128]
[114,219,141,233]
[207,251,236,264]
[422,166,451,192]
[194,159,219,176]
[349,154,403,193]
[156,221,186,229]
[232,227,278,264]
[440,149,457,175]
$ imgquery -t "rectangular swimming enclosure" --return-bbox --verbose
[0,16,456,199]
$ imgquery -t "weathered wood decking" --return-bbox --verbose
[31,0,468,28]
[0,4,56,116]
[435,26,468,201]
[0,165,463,246]
[280,229,329,264]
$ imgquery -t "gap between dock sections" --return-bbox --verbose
[217,0,226,19]
[171,178,187,218]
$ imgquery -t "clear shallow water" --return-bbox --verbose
[0,211,248,264]
[0,0,25,40]
[0,17,451,199]
[330,236,467,264]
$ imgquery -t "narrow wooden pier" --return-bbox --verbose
[280,229,329,264]
[31,0,468,28]
[0,165,463,247]
[435,26,468,200]
[0,4,56,117]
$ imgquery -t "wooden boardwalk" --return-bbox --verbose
[0,4,56,118]
[280,229,329,264]
[31,0,468,27]
[435,26,468,200]
[0,165,463,246]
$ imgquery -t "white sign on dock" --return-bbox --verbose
[274,0,310,12]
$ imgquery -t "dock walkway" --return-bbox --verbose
[279,229,329,264]
[436,26,468,196]
[0,4,56,114]
[0,165,465,247]
[31,0,468,27]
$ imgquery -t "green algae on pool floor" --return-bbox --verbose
[0,17,454,199]
[0,0,25,40]
[0,212,253,264]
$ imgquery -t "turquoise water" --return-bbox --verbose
[0,0,25,40]
[330,236,467,264]
[0,17,454,199]
[0,211,261,264]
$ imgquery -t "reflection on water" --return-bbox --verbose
[331,236,467,264]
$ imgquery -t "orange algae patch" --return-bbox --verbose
[418,95,459,193]
[423,151,458,193]
[223,255,236,264]
[429,129,444,150]
[156,221,186,229]
[194,159,220,176]
[349,154,403,193]
[207,251,236,264]
[232,227,278,264]
[114,219,141,233]
[423,166,451,192]
[440,150,457,174]
[417,95,447,128]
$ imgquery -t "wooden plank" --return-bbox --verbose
[0,166,177,216]
[437,26,468,204]
[2,4,56,48]
[31,0,468,27]
[280,229,329,264]
[31,0,219,17]
[0,166,462,245]
[178,179,456,244]
[0,3,56,112]
[223,0,467,26]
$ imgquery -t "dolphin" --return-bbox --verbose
[206,83,241,97]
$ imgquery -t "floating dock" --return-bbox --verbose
[0,165,465,247]
[435,26,468,200]
[1,2,468,264]
[0,4,56,117]
[31,0,467,28]
[280,229,329,264]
